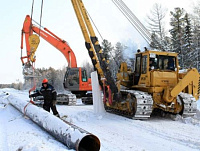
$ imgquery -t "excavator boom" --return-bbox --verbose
[21,15,77,68]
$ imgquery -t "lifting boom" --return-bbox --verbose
[71,0,119,103]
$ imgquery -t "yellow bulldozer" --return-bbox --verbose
[71,0,200,119]
[113,50,200,119]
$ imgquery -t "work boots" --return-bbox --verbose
[55,113,60,118]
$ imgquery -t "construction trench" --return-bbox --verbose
[7,95,100,151]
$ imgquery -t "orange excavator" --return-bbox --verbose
[21,15,92,104]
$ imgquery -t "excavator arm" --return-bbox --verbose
[21,15,77,70]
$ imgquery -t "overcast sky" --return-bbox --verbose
[0,0,198,84]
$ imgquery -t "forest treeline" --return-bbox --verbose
[5,3,200,90]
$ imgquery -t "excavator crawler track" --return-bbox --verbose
[57,93,76,106]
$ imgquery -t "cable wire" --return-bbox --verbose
[86,10,104,41]
[113,0,151,42]
[116,0,151,41]
[119,0,151,37]
[39,0,44,36]
[112,0,151,44]
[30,0,35,35]
[32,19,45,29]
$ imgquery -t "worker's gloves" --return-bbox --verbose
[53,100,57,106]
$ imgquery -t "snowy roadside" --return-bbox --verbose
[0,89,71,151]
[0,88,200,151]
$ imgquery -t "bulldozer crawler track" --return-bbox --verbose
[105,90,154,119]
[104,106,135,119]
[179,92,197,117]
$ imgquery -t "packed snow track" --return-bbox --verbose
[0,88,200,151]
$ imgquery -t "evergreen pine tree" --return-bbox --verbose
[192,3,200,72]
[101,39,113,61]
[183,13,193,68]
[169,7,185,67]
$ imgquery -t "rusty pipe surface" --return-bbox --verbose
[8,94,100,151]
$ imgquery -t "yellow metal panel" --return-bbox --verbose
[150,71,177,87]
[138,74,148,85]
[171,68,199,99]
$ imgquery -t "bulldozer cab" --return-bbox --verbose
[133,50,178,87]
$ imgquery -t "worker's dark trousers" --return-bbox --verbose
[43,103,59,116]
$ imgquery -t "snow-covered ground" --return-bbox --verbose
[0,88,200,151]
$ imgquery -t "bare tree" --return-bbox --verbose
[82,61,94,78]
[147,3,168,51]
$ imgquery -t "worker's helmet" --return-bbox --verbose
[42,78,48,84]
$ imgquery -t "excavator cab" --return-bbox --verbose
[63,67,92,97]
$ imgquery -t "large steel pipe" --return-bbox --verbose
[8,94,100,151]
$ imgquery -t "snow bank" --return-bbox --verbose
[0,89,69,151]
[1,88,200,151]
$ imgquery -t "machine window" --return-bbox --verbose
[68,70,79,85]
[135,56,141,74]
[82,70,88,82]
[158,56,175,71]
[149,58,158,70]
[149,54,176,71]
[142,55,147,74]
